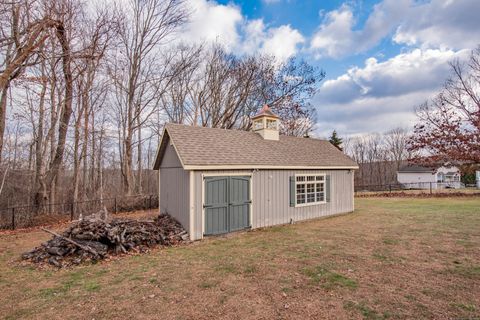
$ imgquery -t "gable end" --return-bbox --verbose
[153,128,185,170]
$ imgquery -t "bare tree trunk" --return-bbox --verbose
[72,81,85,204]
[0,87,7,163]
[97,122,105,202]
[81,96,88,199]
[45,24,74,206]
[137,116,142,194]
[90,114,96,195]
[34,62,48,211]
[123,132,134,195]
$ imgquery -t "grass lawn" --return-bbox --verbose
[1,198,479,319]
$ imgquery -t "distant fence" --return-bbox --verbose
[354,181,470,194]
[0,194,158,230]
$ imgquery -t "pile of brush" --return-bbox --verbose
[22,213,188,267]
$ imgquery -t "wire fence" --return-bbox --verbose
[354,181,470,194]
[0,194,158,230]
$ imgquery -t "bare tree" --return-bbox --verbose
[160,44,323,137]
[0,0,63,163]
[384,127,411,170]
[109,0,188,195]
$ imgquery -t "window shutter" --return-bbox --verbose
[289,176,295,207]
[326,175,331,202]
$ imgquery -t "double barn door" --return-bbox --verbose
[204,176,251,235]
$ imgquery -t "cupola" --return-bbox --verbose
[251,105,280,141]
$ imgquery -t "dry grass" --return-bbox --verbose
[1,198,479,319]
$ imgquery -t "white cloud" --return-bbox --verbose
[393,0,480,50]
[180,0,243,50]
[177,0,304,62]
[310,4,356,58]
[310,0,409,59]
[313,48,470,136]
[261,25,305,62]
[310,0,480,59]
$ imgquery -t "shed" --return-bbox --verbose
[153,106,358,240]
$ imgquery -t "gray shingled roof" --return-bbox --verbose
[153,123,358,169]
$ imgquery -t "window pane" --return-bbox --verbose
[316,183,324,192]
[253,120,263,130]
[307,183,315,193]
[297,194,305,204]
[316,176,324,181]
[307,193,315,203]
[316,192,324,202]
[296,184,305,194]
[307,176,315,181]
[266,119,277,129]
[296,176,305,182]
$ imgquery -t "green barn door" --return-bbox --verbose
[204,177,229,235]
[204,176,250,235]
[229,176,251,232]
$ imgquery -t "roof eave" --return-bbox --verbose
[183,165,359,170]
[152,126,168,170]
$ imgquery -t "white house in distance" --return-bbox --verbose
[397,164,462,189]
[153,105,358,240]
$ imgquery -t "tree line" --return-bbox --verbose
[340,128,414,187]
[0,0,324,209]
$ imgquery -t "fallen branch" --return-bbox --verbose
[40,227,101,258]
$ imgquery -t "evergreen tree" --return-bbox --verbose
[329,130,343,151]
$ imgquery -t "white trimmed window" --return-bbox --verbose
[295,174,326,206]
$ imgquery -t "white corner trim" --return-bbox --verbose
[189,170,194,240]
[201,173,205,238]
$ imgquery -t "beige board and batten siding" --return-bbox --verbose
[191,169,354,240]
[159,141,190,231]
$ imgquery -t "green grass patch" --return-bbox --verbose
[215,263,237,275]
[39,287,62,299]
[302,265,357,289]
[243,265,257,274]
[382,238,399,245]
[372,252,389,261]
[84,280,100,292]
[344,301,390,320]
[451,302,477,312]
[198,281,218,289]
[447,264,480,279]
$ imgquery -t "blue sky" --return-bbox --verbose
[215,0,386,78]
[180,0,480,137]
